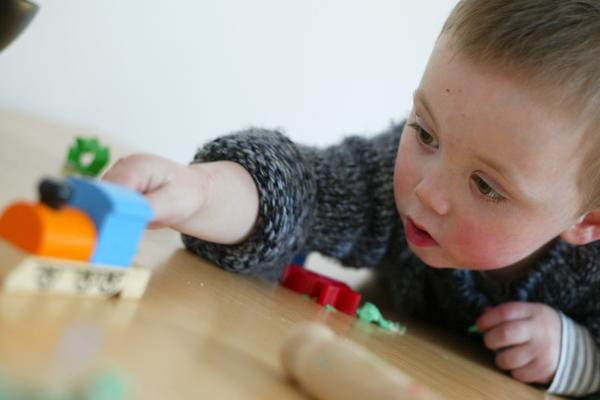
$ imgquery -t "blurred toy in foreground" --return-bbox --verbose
[281,322,442,400]
[0,368,128,400]
[0,177,153,299]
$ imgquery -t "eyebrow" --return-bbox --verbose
[476,155,519,191]
[412,88,524,198]
[413,89,439,132]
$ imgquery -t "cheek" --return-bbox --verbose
[393,136,417,202]
[450,215,541,268]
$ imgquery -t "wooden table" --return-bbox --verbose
[0,109,559,399]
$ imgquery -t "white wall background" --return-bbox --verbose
[0,0,457,163]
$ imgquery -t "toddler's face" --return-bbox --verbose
[393,34,587,272]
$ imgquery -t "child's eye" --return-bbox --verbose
[471,174,505,202]
[408,122,439,149]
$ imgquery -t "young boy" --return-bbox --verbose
[103,0,600,396]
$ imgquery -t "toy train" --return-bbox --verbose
[0,177,153,299]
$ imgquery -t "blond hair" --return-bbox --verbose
[441,0,600,214]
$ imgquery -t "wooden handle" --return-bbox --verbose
[281,322,443,400]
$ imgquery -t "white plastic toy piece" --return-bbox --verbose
[0,238,150,299]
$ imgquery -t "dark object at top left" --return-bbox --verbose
[0,0,38,52]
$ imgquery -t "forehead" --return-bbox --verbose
[416,35,585,200]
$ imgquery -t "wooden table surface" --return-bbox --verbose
[0,109,559,399]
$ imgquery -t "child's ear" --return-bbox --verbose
[560,210,600,245]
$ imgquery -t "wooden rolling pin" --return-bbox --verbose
[280,322,443,400]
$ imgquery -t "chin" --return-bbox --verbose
[410,245,503,270]
[409,246,457,269]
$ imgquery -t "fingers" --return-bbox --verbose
[491,329,557,384]
[483,319,532,350]
[478,303,534,350]
[511,357,557,384]
[102,154,148,190]
[145,165,210,229]
[495,344,535,371]
[476,303,561,386]
[487,320,556,385]
[102,153,177,194]
[476,302,534,332]
[101,153,193,229]
[144,181,185,228]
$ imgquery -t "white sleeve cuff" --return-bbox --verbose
[547,312,600,397]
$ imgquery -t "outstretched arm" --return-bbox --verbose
[181,125,403,279]
[104,123,404,280]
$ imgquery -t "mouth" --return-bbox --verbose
[404,217,439,247]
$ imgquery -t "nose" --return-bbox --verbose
[415,169,451,216]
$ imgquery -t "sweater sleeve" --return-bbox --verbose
[548,312,600,397]
[181,123,403,280]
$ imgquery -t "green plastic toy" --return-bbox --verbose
[66,137,110,177]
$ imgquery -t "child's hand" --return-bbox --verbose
[475,302,561,385]
[102,153,210,229]
[102,153,259,244]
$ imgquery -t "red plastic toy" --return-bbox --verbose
[280,264,362,316]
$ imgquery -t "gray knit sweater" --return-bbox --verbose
[182,122,600,398]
